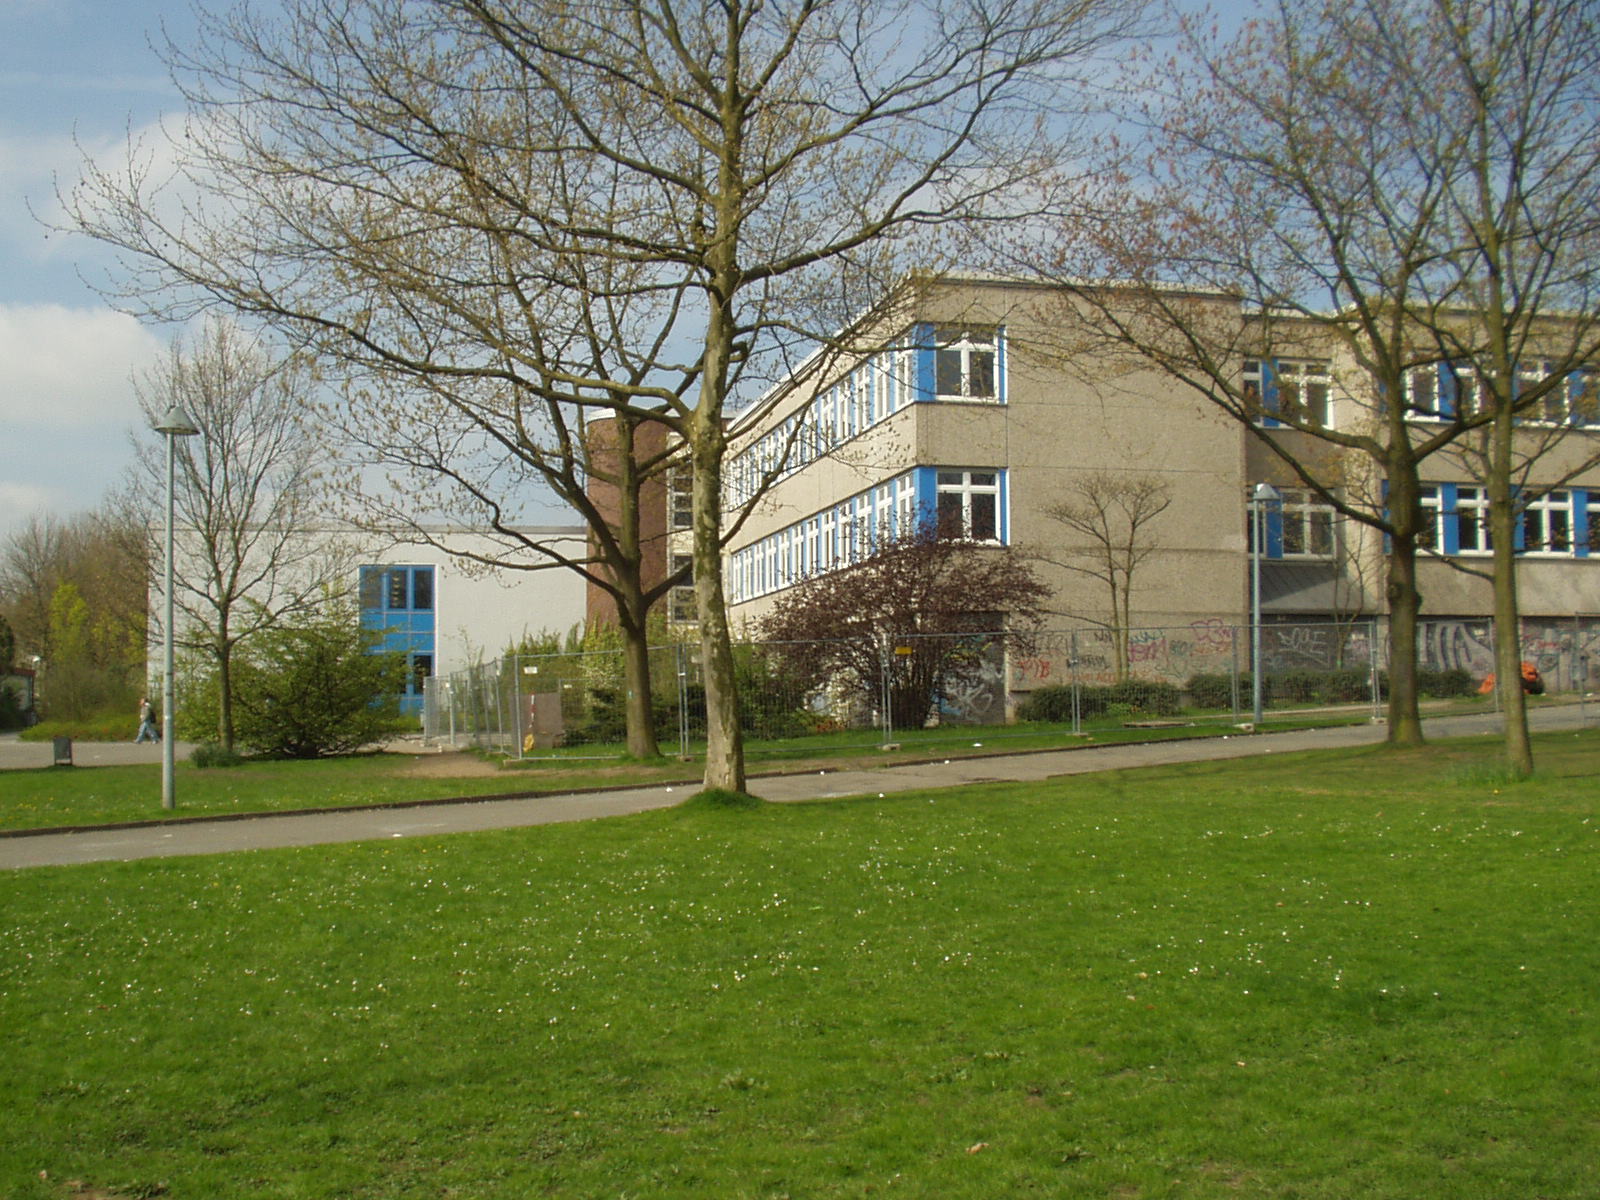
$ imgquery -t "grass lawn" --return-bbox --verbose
[2,729,1598,1198]
[0,712,1382,833]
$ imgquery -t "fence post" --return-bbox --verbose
[677,641,690,759]
[879,631,894,745]
[1070,629,1081,735]
[1230,629,1241,720]
[1369,618,1381,721]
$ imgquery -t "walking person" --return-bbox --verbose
[134,697,161,744]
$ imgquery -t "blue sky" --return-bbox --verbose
[1,0,200,540]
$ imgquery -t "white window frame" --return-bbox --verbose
[1454,485,1491,555]
[1522,490,1573,555]
[1405,365,1446,421]
[1417,485,1443,553]
[1279,490,1337,559]
[934,327,999,402]
[668,465,693,530]
[1278,360,1331,427]
[935,469,1002,542]
[668,553,697,623]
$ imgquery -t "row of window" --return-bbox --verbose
[725,326,1003,507]
[1245,357,1599,428]
[728,468,1005,603]
[1252,486,1600,561]
[1416,485,1599,556]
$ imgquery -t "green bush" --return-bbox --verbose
[0,681,26,732]
[1016,685,1072,722]
[1018,681,1182,722]
[1415,668,1476,698]
[1269,668,1375,705]
[1185,673,1238,710]
[190,742,246,769]
[229,602,406,758]
[19,712,137,743]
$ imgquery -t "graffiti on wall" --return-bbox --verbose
[1415,617,1600,691]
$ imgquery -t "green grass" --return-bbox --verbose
[0,713,1379,833]
[3,729,1598,1198]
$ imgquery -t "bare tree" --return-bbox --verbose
[1028,0,1600,765]
[1036,471,1170,680]
[66,0,1146,794]
[131,319,346,751]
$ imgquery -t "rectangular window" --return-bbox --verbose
[411,653,433,696]
[1279,490,1336,558]
[1278,361,1331,427]
[386,569,409,610]
[409,567,433,611]
[1522,491,1572,554]
[1417,485,1442,552]
[669,553,697,623]
[1454,485,1491,554]
[934,327,998,401]
[1406,365,1445,420]
[935,469,1001,541]
[1449,365,1495,419]
[669,465,693,529]
[359,567,382,610]
[1244,359,1329,426]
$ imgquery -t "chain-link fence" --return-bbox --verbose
[421,616,1600,758]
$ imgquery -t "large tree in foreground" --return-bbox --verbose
[68,0,1145,794]
[1031,0,1600,765]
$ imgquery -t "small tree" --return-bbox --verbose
[132,319,346,752]
[758,529,1048,730]
[229,601,405,758]
[1037,471,1171,680]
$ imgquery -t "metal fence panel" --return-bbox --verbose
[421,616,1591,755]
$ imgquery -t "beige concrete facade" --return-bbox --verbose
[720,277,1600,650]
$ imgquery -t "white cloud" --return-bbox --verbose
[0,303,169,537]
[0,302,166,427]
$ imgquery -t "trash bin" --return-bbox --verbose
[52,736,73,767]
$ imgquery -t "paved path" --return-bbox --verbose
[1,706,1590,871]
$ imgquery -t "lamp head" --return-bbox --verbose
[153,405,200,437]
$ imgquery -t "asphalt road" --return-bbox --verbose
[1,705,1590,871]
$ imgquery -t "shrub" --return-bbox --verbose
[190,742,246,769]
[1186,673,1238,710]
[1015,685,1075,723]
[19,713,135,743]
[0,681,27,731]
[1018,681,1182,722]
[230,602,406,758]
[1416,668,1476,698]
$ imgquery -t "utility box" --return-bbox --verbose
[522,691,565,751]
[52,737,73,767]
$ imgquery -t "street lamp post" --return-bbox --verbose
[1248,482,1282,727]
[154,405,200,810]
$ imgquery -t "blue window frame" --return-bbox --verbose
[359,565,436,715]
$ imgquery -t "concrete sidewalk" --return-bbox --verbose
[1,705,1589,871]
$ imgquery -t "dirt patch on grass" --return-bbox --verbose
[391,751,507,779]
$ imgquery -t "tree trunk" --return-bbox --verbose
[217,623,234,752]
[1488,409,1534,775]
[691,420,745,792]
[614,584,662,760]
[1382,458,1426,746]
